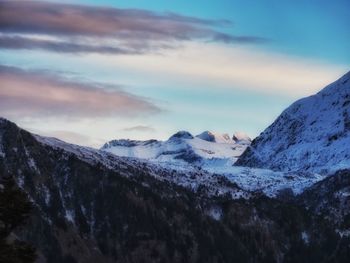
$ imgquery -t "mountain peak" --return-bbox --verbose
[232,132,251,143]
[196,131,232,143]
[168,131,194,140]
[101,138,159,149]
[0,117,19,135]
[0,117,12,126]
[102,139,142,148]
[315,70,350,97]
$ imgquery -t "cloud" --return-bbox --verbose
[0,35,138,54]
[121,125,155,132]
[0,64,160,118]
[89,41,347,97]
[0,1,266,54]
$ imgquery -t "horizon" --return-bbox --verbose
[1,0,349,147]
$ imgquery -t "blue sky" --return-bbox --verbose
[77,0,350,64]
[0,0,349,146]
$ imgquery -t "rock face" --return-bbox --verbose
[1,118,350,262]
[236,71,350,173]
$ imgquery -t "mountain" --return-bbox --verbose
[1,118,350,262]
[101,130,250,167]
[1,71,350,262]
[196,131,232,143]
[101,130,325,197]
[236,71,350,174]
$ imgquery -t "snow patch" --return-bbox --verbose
[196,131,233,143]
[0,132,5,158]
[16,169,25,188]
[65,210,75,223]
[335,189,350,198]
[336,229,350,238]
[43,186,51,205]
[301,231,309,244]
[207,206,222,221]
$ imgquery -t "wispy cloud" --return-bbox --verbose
[0,35,138,54]
[90,41,347,97]
[121,125,155,132]
[0,64,160,118]
[0,1,266,54]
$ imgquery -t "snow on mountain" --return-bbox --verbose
[41,129,317,199]
[204,166,324,198]
[33,133,249,199]
[101,129,325,197]
[232,131,252,143]
[2,117,348,262]
[196,131,232,143]
[6,72,350,201]
[236,71,350,174]
[152,160,324,198]
[101,130,249,167]
[169,130,194,140]
[0,119,5,158]
[196,130,251,144]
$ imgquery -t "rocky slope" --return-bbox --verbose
[1,118,350,262]
[236,71,350,174]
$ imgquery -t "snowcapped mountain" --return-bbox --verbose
[101,130,326,197]
[101,130,251,167]
[237,71,350,174]
[1,71,350,262]
[1,117,350,262]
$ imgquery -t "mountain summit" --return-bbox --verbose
[196,131,233,143]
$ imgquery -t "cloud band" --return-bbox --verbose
[0,1,266,54]
[0,64,160,118]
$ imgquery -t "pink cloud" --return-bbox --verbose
[0,1,266,54]
[121,125,155,132]
[0,65,160,118]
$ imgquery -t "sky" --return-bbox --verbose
[0,0,349,147]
